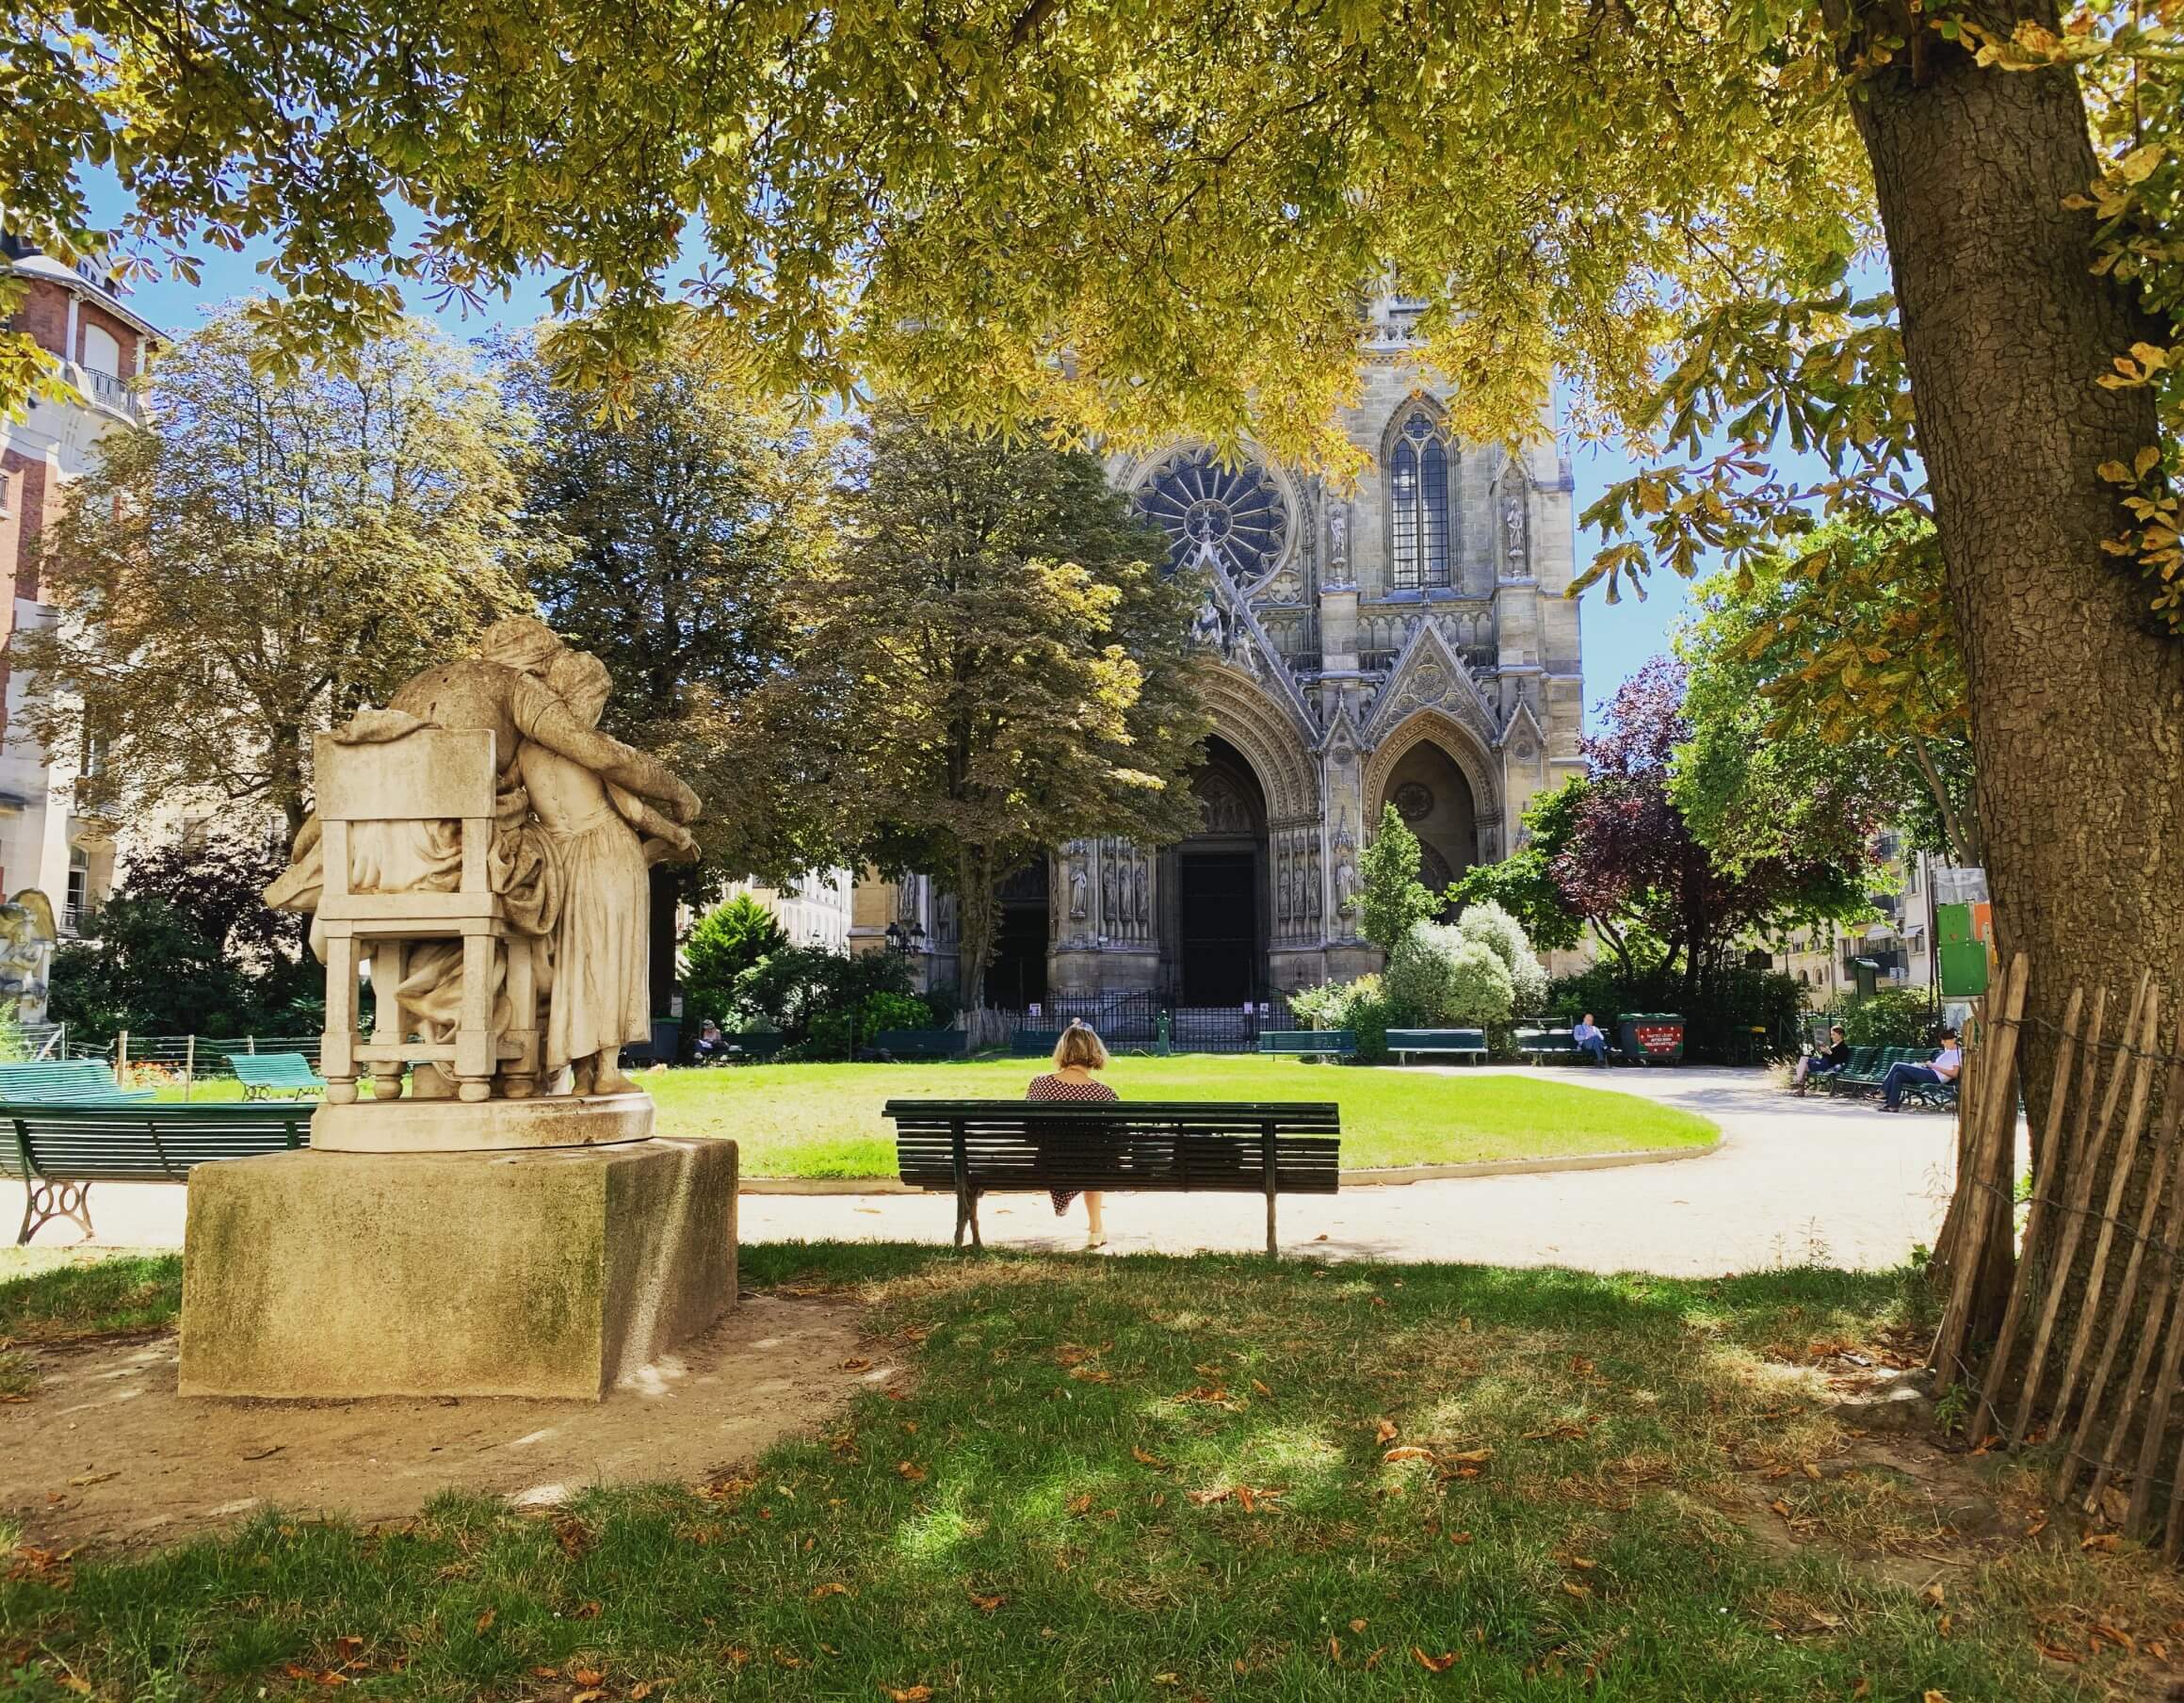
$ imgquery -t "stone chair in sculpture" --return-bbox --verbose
[312,726,541,1105]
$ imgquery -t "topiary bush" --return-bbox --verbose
[1453,900,1547,1013]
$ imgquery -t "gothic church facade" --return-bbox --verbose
[874,300,1586,1004]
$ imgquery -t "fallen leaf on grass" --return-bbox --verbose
[1561,1581,1592,1598]
[473,1609,495,1635]
[2080,1532,2119,1552]
[1567,1556,1596,1570]
[967,1591,1005,1614]
[1252,1378,1271,1397]
[1448,1531,1473,1545]
[898,1462,928,1483]
[811,1582,850,1600]
[1923,1692,1949,1703]
[1069,1366,1113,1384]
[1067,1494,1093,1516]
[1849,1681,1870,1699]
[1364,1647,1386,1670]
[1444,1447,1494,1465]
[1413,1647,1460,1673]
[1376,1419,1399,1444]
[572,1673,605,1689]
[1131,1447,1168,1468]
[570,1600,603,1620]
[629,1686,658,1701]
[842,1357,873,1372]
[1328,1637,1341,1660]
[886,1688,933,1701]
[571,1692,605,1703]
[1350,1618,1368,1633]
[1383,1446,1434,1464]
[1185,1488,1229,1506]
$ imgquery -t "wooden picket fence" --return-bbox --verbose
[1932,952,2184,1555]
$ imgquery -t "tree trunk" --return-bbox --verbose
[954,847,999,1014]
[1845,1,2184,1342]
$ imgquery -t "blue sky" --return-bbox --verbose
[97,226,1697,731]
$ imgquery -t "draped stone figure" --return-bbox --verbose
[267,617,699,1098]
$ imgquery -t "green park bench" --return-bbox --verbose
[0,1061,154,1106]
[1385,1028,1488,1064]
[1011,1029,1065,1057]
[885,1097,1341,1254]
[867,1029,964,1061]
[1257,1030,1354,1060]
[228,1051,326,1099]
[0,1102,310,1243]
[1807,1044,1877,1095]
[1828,1046,1909,1098]
[1515,1027,1577,1063]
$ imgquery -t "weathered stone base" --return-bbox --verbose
[178,1136,736,1401]
[311,1090,653,1153]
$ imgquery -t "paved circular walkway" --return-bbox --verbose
[2,1067,1963,1276]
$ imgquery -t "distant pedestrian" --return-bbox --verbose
[1880,1029,1963,1111]
[1026,1020,1117,1247]
[1572,1012,1609,1066]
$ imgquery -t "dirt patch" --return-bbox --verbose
[0,1294,881,1551]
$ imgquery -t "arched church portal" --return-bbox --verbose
[989,859,1049,1007]
[1380,741,1478,915]
[1162,737,1270,1003]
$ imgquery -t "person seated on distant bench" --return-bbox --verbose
[1792,1024,1850,1095]
[691,1019,731,1062]
[1572,1013,1610,1066]
[1879,1029,1963,1111]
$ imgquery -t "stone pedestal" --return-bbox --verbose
[178,1131,736,1401]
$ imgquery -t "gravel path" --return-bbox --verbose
[3,1066,1963,1276]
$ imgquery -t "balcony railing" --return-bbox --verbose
[70,364,143,423]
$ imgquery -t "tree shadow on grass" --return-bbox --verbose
[0,1242,2166,1701]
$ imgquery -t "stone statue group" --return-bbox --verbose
[267,617,701,1099]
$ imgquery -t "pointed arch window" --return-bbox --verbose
[1388,412,1451,591]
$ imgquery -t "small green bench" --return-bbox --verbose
[1011,1029,1065,1058]
[868,1029,964,1061]
[885,1097,1341,1254]
[1828,1046,1908,1098]
[1385,1028,1488,1064]
[0,1102,310,1243]
[1516,1027,1577,1063]
[1258,1030,1354,1059]
[228,1051,326,1099]
[0,1061,154,1106]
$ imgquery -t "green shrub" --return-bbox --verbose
[1542,962,1804,1062]
[1289,972,1410,1064]
[858,991,934,1040]
[682,895,790,1026]
[1386,922,1515,1027]
[1842,987,1936,1049]
[1454,900,1547,1012]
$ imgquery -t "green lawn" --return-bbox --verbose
[154,1059,1717,1177]
[0,1243,2166,1701]
[641,1058,1718,1177]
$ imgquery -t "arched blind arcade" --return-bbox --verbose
[1388,413,1451,591]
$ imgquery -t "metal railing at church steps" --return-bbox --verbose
[991,993,1297,1054]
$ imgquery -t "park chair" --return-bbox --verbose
[227,1051,327,1100]
[1258,1030,1354,1059]
[1385,1029,1489,1064]
[0,1102,308,1242]
[313,725,542,1104]
[0,1060,153,1106]
[886,1098,1341,1255]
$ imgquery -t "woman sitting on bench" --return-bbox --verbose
[1027,1020,1118,1249]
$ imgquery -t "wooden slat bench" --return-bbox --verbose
[1011,1029,1065,1057]
[0,1061,154,1105]
[1257,1030,1353,1059]
[0,1102,311,1243]
[1385,1028,1488,1064]
[228,1051,327,1099]
[1515,1028,1577,1063]
[885,1098,1341,1255]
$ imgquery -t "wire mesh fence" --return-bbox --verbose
[1930,954,2184,1559]
[56,1031,328,1090]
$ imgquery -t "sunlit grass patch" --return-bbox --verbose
[3,1245,2176,1700]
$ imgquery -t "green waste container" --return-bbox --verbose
[1616,1013,1686,1064]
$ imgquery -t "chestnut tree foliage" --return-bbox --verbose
[804,408,1210,1010]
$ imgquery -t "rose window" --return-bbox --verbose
[1136,448,1288,588]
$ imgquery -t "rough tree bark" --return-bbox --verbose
[1842,0,2184,1342]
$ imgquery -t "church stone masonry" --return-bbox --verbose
[883,300,1587,1005]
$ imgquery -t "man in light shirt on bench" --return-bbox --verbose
[1879,1029,1962,1111]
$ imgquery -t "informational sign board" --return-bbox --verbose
[1936,901,1994,997]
